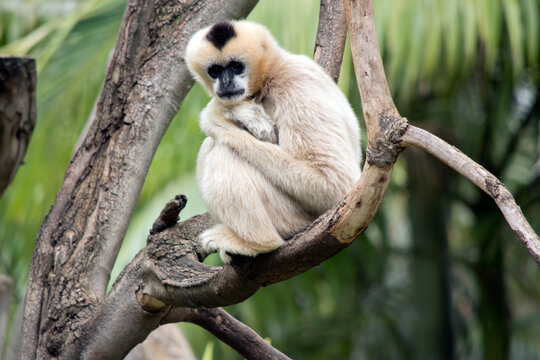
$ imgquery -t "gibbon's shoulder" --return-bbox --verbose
[266,52,340,96]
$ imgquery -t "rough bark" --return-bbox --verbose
[0,57,36,197]
[20,1,259,359]
[313,0,347,83]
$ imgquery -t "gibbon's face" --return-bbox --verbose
[185,21,274,104]
[207,58,248,102]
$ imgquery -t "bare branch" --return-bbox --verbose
[313,0,347,82]
[150,194,188,235]
[402,125,540,264]
[166,308,291,360]
[328,0,407,241]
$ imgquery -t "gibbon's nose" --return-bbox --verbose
[217,70,245,98]
[219,69,234,89]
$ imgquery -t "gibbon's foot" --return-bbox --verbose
[198,230,232,263]
[199,227,259,264]
[199,225,283,264]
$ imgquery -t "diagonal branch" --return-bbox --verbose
[402,125,540,264]
[165,308,292,360]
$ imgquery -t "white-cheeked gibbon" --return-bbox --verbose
[185,21,361,263]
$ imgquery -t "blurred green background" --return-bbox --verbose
[1,0,539,359]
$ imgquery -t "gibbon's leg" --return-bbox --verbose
[197,140,284,262]
[201,102,352,215]
[220,127,354,215]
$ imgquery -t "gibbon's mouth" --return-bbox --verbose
[217,89,245,99]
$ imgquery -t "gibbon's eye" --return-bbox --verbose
[228,60,245,75]
[208,64,223,79]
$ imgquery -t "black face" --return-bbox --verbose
[208,60,246,99]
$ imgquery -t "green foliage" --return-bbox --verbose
[1,0,539,359]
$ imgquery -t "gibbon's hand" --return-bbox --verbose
[224,102,278,144]
[199,102,237,141]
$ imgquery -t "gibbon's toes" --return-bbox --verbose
[199,229,219,254]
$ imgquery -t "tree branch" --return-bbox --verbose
[165,308,291,360]
[401,125,540,264]
[313,0,347,82]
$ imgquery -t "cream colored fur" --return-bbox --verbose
[186,21,361,262]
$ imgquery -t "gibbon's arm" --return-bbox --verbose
[219,127,346,215]
[200,100,277,144]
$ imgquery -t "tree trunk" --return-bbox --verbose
[19,1,258,359]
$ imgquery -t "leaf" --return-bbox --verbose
[201,341,214,360]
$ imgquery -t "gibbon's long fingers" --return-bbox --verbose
[222,129,344,215]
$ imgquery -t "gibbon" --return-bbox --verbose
[185,21,361,262]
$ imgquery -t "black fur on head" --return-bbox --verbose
[206,22,236,50]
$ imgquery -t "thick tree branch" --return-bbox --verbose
[402,125,540,264]
[328,0,406,241]
[165,308,292,360]
[0,57,36,197]
[313,0,347,82]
